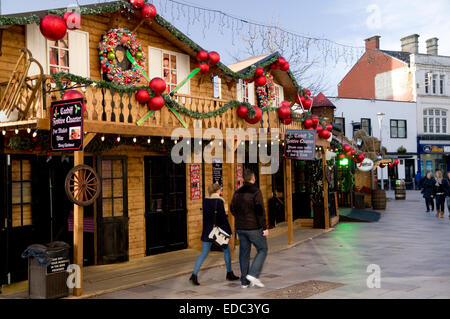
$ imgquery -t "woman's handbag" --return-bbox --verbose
[208,199,230,248]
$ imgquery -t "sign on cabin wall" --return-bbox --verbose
[190,164,201,201]
[284,130,316,160]
[212,158,223,186]
[236,165,244,189]
[50,98,84,151]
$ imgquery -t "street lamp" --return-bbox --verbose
[377,112,385,190]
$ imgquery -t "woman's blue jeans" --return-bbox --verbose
[193,241,232,275]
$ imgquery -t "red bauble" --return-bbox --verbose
[40,15,67,41]
[141,3,157,20]
[394,159,399,166]
[311,115,319,127]
[319,130,331,139]
[246,77,254,83]
[343,144,351,152]
[351,149,356,156]
[316,125,324,133]
[304,89,311,96]
[380,164,386,168]
[270,63,279,70]
[148,95,165,111]
[196,50,209,62]
[277,106,291,119]
[149,77,166,95]
[388,163,394,168]
[254,67,264,78]
[277,57,287,67]
[326,124,333,132]
[280,100,291,108]
[63,11,81,30]
[208,51,220,65]
[280,63,290,71]
[135,89,150,104]
[356,154,365,162]
[338,154,345,160]
[255,76,267,87]
[245,106,262,124]
[237,105,248,118]
[302,98,312,110]
[195,62,210,74]
[346,151,352,157]
[303,119,313,128]
[130,0,144,9]
[281,117,293,125]
[62,90,83,100]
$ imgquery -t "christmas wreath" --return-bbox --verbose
[256,73,276,108]
[99,28,146,86]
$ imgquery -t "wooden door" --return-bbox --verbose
[145,157,187,255]
[97,157,129,265]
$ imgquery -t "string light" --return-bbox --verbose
[161,137,164,144]
[133,137,137,143]
[174,139,178,144]
[32,130,38,138]
[147,137,151,144]
[14,127,18,134]
[116,135,121,142]
[26,126,31,134]
[101,135,105,142]
[187,139,190,145]
[1,129,5,136]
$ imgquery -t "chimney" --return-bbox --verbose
[401,34,419,53]
[365,35,380,51]
[426,38,438,55]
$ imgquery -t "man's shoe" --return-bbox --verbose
[246,275,265,288]
[189,274,200,286]
[226,271,240,281]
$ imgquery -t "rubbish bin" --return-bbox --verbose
[22,241,70,299]
[395,180,406,200]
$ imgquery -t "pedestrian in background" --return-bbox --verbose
[189,183,239,286]
[421,171,435,213]
[414,171,422,190]
[434,170,446,218]
[230,169,268,289]
[445,171,450,218]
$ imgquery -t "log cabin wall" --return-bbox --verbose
[0,26,26,83]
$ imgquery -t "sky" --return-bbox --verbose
[3,0,450,95]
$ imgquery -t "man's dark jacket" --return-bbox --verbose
[230,182,266,231]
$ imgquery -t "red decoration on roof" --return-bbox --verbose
[311,92,336,108]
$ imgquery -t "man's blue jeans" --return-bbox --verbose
[193,241,232,276]
[236,229,268,285]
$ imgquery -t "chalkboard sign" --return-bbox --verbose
[46,257,70,274]
[50,98,84,151]
[284,130,316,160]
[212,158,223,186]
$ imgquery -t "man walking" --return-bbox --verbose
[230,169,268,288]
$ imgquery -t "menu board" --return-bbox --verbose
[190,164,201,201]
[50,98,84,151]
[212,158,223,186]
[284,130,316,160]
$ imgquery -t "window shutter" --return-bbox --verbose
[26,24,47,76]
[218,77,222,99]
[148,46,162,79]
[279,85,285,102]
[177,52,191,95]
[248,82,255,105]
[236,80,243,102]
[68,30,89,77]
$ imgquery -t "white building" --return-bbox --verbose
[329,97,417,189]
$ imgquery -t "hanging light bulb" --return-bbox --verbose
[218,141,222,146]
[14,127,19,134]
[199,140,202,145]
[32,130,38,138]
[1,129,5,136]
[174,139,178,144]
[133,137,137,143]
[258,143,261,148]
[147,137,151,144]
[26,126,31,134]
[117,135,121,142]
[187,139,190,145]
[161,137,164,144]
[101,135,105,142]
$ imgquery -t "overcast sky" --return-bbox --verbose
[3,0,450,95]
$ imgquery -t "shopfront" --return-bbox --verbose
[418,138,450,175]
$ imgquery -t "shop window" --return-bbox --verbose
[423,108,447,134]
[101,159,126,217]
[361,118,371,135]
[335,117,345,135]
[390,120,407,138]
[11,159,32,227]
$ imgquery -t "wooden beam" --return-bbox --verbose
[73,150,84,297]
[284,158,293,245]
[83,132,96,148]
[322,149,330,229]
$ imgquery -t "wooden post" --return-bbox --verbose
[322,149,330,229]
[284,159,293,245]
[73,150,84,297]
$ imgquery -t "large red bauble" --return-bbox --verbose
[303,119,313,128]
[141,3,157,20]
[302,98,312,110]
[63,11,81,30]
[281,117,293,125]
[62,90,83,100]
[245,106,262,124]
[148,95,165,111]
[394,159,399,166]
[254,67,264,78]
[130,0,144,9]
[208,51,220,65]
[388,163,394,168]
[149,77,166,95]
[195,62,210,74]
[40,15,67,41]
[280,100,291,108]
[255,76,267,87]
[319,130,331,139]
[277,106,291,119]
[135,89,150,104]
[356,154,365,163]
[326,124,333,132]
[277,57,287,67]
[237,105,248,118]
[280,62,290,71]
[196,50,208,62]
[343,144,351,152]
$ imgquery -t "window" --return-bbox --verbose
[48,34,69,75]
[432,74,437,94]
[390,120,407,138]
[425,73,429,94]
[440,75,445,95]
[101,159,127,217]
[213,76,221,99]
[11,159,32,227]
[335,117,345,135]
[423,108,448,134]
[162,52,178,93]
[274,83,284,106]
[238,80,249,103]
[361,118,371,135]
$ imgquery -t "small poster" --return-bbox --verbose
[284,130,316,160]
[190,164,201,201]
[47,257,70,274]
[50,98,84,151]
[212,158,223,186]
[236,165,243,189]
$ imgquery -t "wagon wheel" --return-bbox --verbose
[65,164,101,206]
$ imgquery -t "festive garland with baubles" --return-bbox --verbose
[99,28,146,86]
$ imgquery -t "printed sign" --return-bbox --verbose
[190,164,201,201]
[421,144,450,154]
[50,98,84,151]
[236,165,243,189]
[47,257,70,274]
[284,130,316,160]
[212,158,223,186]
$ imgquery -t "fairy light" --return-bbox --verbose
[32,130,38,138]
[161,137,164,144]
[174,139,178,144]
[101,135,105,142]
[116,135,121,142]
[147,137,151,144]
[26,126,31,134]
[1,129,5,136]
[133,137,137,143]
[14,127,19,134]
[187,139,190,145]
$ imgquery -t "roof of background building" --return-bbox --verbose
[379,50,411,64]
[312,92,336,109]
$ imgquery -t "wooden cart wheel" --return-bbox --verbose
[65,164,101,207]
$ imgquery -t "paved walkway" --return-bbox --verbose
[94,191,450,299]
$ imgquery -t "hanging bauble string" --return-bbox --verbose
[195,62,210,74]
[40,15,67,41]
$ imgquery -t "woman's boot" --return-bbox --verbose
[226,271,240,281]
[436,210,440,217]
[189,274,200,286]
[441,211,445,218]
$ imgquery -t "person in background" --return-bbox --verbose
[414,171,422,190]
[444,171,450,218]
[189,183,239,286]
[421,171,435,213]
[434,170,446,218]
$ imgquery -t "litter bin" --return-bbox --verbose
[22,241,70,299]
[395,180,406,200]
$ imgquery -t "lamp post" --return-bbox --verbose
[377,112,385,190]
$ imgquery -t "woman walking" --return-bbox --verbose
[445,172,450,218]
[189,183,239,286]
[421,171,435,213]
[434,170,446,218]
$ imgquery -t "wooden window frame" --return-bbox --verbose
[10,157,32,228]
[47,34,70,75]
[98,157,128,218]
